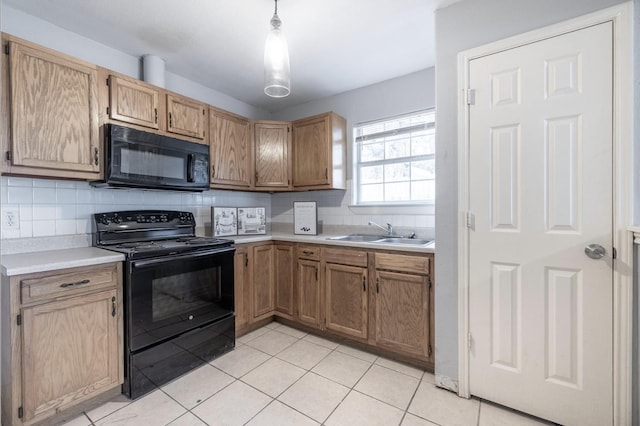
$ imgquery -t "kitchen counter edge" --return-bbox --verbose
[229,233,435,253]
[2,247,126,277]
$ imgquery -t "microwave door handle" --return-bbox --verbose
[187,154,195,182]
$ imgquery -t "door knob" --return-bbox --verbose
[584,244,606,260]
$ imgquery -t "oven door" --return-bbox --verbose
[127,247,235,351]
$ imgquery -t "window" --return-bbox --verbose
[353,110,435,205]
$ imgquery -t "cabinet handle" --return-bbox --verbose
[154,108,158,124]
[255,171,259,183]
[325,168,328,179]
[93,147,99,166]
[111,296,116,317]
[315,267,318,280]
[376,277,379,294]
[245,253,248,268]
[211,166,215,179]
[169,112,173,128]
[362,276,366,292]
[60,279,90,288]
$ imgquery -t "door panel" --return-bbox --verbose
[468,22,613,426]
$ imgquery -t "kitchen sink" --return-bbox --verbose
[327,234,387,242]
[374,237,433,245]
[327,235,433,246]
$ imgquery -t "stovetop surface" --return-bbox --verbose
[92,210,234,259]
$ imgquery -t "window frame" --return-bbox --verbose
[352,109,435,207]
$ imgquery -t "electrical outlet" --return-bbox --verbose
[2,209,20,230]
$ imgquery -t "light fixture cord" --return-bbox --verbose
[274,0,278,15]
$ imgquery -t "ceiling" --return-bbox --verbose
[4,0,454,112]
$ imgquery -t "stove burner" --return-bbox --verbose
[116,241,164,250]
[175,237,219,244]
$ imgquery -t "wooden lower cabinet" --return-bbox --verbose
[325,262,368,339]
[296,258,321,328]
[372,252,432,360]
[2,262,123,426]
[234,245,250,331]
[274,244,294,318]
[373,270,430,358]
[234,241,433,367]
[251,244,275,320]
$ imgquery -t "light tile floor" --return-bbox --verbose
[61,322,555,426]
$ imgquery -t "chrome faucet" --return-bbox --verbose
[368,220,393,236]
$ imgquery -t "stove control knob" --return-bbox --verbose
[112,216,122,224]
[100,216,111,225]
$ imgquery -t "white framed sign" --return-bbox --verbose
[237,207,266,235]
[212,207,237,236]
[294,201,317,235]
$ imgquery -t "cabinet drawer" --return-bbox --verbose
[324,248,368,267]
[21,264,119,304]
[374,253,429,275]
[297,245,320,260]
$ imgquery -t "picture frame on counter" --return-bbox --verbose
[237,207,266,235]
[294,201,317,235]
[212,207,237,236]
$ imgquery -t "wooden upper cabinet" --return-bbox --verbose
[5,37,100,178]
[292,112,346,190]
[209,108,252,189]
[253,121,291,191]
[167,93,206,140]
[108,75,159,129]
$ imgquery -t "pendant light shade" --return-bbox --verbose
[264,0,290,97]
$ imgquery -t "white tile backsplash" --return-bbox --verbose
[1,176,435,248]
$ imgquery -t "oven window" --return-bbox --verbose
[152,268,221,322]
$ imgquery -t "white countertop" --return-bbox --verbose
[1,233,434,277]
[2,247,125,276]
[229,232,435,254]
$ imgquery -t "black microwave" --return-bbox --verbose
[92,124,210,191]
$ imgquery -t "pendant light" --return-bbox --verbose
[264,0,290,97]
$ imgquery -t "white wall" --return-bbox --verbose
[270,69,436,238]
[434,0,630,389]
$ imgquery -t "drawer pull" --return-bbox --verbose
[59,279,90,288]
[302,250,314,255]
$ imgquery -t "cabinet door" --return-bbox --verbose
[9,40,100,175]
[254,122,290,190]
[210,109,252,188]
[292,114,330,187]
[252,245,274,319]
[325,263,367,339]
[21,289,119,422]
[374,270,429,358]
[297,259,321,328]
[108,75,160,129]
[274,244,294,318]
[234,247,250,331]
[167,93,206,140]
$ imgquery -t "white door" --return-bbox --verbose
[468,22,613,426]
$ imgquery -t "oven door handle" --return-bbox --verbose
[131,247,235,268]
